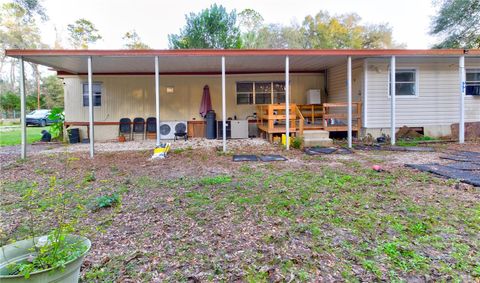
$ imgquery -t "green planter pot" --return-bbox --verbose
[0,235,91,283]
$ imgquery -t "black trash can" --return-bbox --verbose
[67,128,80,144]
[205,110,217,139]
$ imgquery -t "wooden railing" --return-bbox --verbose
[295,106,305,136]
[257,102,362,141]
[321,102,362,131]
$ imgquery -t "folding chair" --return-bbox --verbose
[132,117,145,140]
[146,117,156,140]
[119,118,132,140]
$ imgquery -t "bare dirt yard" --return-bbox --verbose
[1,140,479,282]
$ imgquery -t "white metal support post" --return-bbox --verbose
[347,56,352,148]
[390,56,396,145]
[222,56,227,152]
[459,56,465,144]
[19,56,26,159]
[88,56,94,158]
[285,56,290,150]
[155,56,161,146]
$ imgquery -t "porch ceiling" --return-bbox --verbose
[6,49,475,75]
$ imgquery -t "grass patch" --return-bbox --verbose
[0,126,48,146]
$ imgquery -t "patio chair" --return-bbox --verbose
[119,118,132,140]
[132,117,145,140]
[174,122,188,141]
[146,117,156,140]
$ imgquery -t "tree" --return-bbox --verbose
[238,9,264,48]
[42,75,64,108]
[14,0,48,21]
[0,91,20,111]
[122,30,150,49]
[67,18,102,49]
[168,4,242,49]
[300,11,399,49]
[0,3,42,90]
[430,0,480,48]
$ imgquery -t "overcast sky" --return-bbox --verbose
[4,0,440,49]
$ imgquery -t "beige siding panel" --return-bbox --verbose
[64,74,323,141]
[326,60,364,104]
[366,57,480,129]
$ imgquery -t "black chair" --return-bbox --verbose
[174,122,188,141]
[132,117,145,140]
[119,118,132,140]
[146,117,156,139]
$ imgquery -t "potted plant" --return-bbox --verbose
[0,155,91,282]
[118,134,126,143]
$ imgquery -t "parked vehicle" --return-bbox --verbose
[26,109,57,127]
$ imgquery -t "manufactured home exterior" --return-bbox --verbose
[5,49,479,158]
[58,56,480,141]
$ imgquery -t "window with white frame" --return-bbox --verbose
[466,69,480,96]
[389,69,417,96]
[236,81,286,105]
[82,83,102,106]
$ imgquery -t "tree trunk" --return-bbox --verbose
[35,64,41,109]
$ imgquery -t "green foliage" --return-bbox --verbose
[48,107,64,139]
[25,93,45,110]
[5,174,88,278]
[42,75,64,109]
[168,4,242,49]
[123,30,150,49]
[396,136,435,147]
[0,91,20,111]
[94,193,120,209]
[239,9,402,49]
[291,136,303,149]
[67,18,102,49]
[430,0,480,48]
[199,175,232,185]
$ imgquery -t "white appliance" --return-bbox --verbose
[159,121,187,139]
[306,89,321,104]
[231,120,248,139]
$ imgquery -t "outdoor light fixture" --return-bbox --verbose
[166,86,175,94]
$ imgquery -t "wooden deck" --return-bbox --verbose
[256,102,362,141]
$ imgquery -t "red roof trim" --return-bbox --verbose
[5,48,479,57]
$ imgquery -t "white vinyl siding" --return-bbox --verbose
[366,57,480,128]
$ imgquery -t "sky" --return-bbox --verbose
[2,0,440,49]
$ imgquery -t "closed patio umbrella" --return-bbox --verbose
[199,85,212,118]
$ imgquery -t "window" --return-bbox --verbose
[236,81,286,105]
[466,69,480,96]
[82,83,102,106]
[389,69,417,96]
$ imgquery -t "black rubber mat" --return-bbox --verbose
[406,163,480,187]
[388,146,435,152]
[258,155,287,162]
[336,148,354,154]
[444,162,480,171]
[304,147,337,155]
[232,155,258,162]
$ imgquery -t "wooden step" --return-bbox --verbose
[303,137,334,147]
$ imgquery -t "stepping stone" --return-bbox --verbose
[233,155,258,162]
[305,147,337,155]
[336,148,354,154]
[258,155,287,162]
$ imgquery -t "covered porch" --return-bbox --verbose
[5,49,471,158]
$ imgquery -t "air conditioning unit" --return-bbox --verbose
[159,121,187,139]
